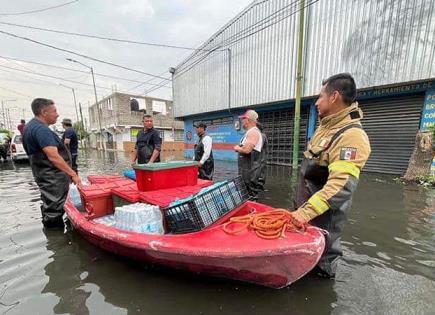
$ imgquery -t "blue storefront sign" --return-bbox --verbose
[420,88,435,175]
[420,88,435,131]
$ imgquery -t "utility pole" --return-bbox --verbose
[67,58,105,151]
[79,102,86,149]
[6,108,12,130]
[90,66,105,151]
[292,0,306,169]
[1,99,16,130]
[59,84,80,125]
[1,101,5,128]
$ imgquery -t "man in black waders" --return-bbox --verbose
[23,98,82,228]
[193,121,214,180]
[291,73,371,278]
[61,118,79,173]
[234,110,268,200]
[131,114,162,164]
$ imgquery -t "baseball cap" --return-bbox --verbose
[193,121,207,129]
[239,109,258,122]
[61,118,72,125]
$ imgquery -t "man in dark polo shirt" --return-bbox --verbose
[61,118,79,173]
[131,114,162,164]
[23,98,81,228]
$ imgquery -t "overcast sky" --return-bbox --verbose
[0,0,252,128]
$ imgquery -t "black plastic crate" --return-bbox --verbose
[164,176,249,234]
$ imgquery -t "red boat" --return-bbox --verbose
[64,197,325,288]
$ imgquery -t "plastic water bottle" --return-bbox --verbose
[69,184,82,208]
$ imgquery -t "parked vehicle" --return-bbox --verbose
[10,132,28,161]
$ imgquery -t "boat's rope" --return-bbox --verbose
[222,209,305,239]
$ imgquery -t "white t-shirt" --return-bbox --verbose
[193,134,213,164]
[241,127,263,152]
[199,135,212,164]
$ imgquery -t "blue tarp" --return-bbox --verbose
[123,169,136,181]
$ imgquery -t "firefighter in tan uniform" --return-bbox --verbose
[292,73,371,277]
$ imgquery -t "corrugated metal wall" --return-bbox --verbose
[173,0,435,117]
[359,94,425,174]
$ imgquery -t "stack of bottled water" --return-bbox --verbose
[114,203,164,234]
[94,215,116,226]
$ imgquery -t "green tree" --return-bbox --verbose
[73,121,89,140]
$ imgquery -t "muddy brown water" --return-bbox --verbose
[0,150,434,315]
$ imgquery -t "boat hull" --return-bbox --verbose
[65,199,325,288]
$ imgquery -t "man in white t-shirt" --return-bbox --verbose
[234,110,267,200]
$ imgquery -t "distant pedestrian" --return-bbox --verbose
[193,121,214,180]
[23,98,81,228]
[17,119,26,135]
[61,118,79,173]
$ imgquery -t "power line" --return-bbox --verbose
[175,0,304,76]
[174,0,303,77]
[0,29,170,81]
[0,21,212,51]
[176,0,301,70]
[127,71,171,92]
[0,0,78,16]
[0,55,171,88]
[144,77,172,95]
[0,85,32,98]
[175,0,319,79]
[0,63,160,99]
[0,63,114,91]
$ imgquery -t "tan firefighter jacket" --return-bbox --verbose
[294,102,371,222]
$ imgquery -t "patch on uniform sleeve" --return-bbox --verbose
[339,147,357,160]
[317,138,330,147]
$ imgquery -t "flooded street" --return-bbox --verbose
[0,150,434,315]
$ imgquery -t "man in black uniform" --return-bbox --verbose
[23,98,81,228]
[193,121,214,180]
[61,118,79,173]
[131,114,162,164]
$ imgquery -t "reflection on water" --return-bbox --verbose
[0,150,434,314]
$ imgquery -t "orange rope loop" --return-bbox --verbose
[223,209,305,240]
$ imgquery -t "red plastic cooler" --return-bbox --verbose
[133,161,199,192]
[87,175,125,184]
[112,184,141,208]
[78,185,113,218]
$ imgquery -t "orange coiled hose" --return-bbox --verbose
[222,209,305,239]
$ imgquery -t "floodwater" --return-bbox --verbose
[0,150,434,315]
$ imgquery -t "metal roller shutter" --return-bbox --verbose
[259,107,309,165]
[359,94,424,175]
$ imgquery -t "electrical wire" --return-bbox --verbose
[174,0,320,79]
[176,0,302,70]
[174,0,305,77]
[0,63,114,91]
[0,21,212,51]
[0,29,170,81]
[0,55,171,88]
[0,0,78,16]
[0,85,32,98]
[127,71,171,92]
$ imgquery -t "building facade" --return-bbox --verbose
[88,92,184,151]
[173,0,435,175]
